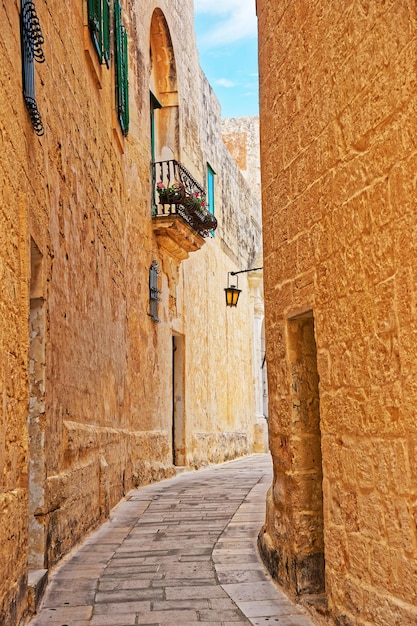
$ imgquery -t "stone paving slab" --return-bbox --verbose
[251,615,313,626]
[28,454,315,626]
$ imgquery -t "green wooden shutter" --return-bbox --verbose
[87,0,102,61]
[207,164,216,236]
[115,0,129,136]
[207,165,215,215]
[88,0,109,66]
[121,26,129,133]
[102,0,110,67]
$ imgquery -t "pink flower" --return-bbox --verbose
[157,181,165,189]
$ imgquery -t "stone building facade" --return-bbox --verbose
[0,1,263,623]
[222,116,262,206]
[257,1,417,625]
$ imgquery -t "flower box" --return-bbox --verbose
[157,183,186,205]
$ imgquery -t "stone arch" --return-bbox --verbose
[150,9,179,161]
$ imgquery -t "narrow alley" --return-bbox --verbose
[28,455,314,626]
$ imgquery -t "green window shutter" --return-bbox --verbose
[87,0,109,66]
[102,0,110,67]
[87,0,102,62]
[207,164,215,215]
[122,26,129,133]
[207,164,216,236]
[115,0,129,136]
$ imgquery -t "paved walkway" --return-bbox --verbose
[28,454,314,626]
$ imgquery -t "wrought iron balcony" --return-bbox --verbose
[152,160,217,238]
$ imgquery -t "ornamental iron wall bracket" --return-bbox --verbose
[21,0,45,136]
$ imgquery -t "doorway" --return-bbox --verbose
[261,320,268,420]
[172,334,185,466]
[287,310,325,594]
[28,238,46,570]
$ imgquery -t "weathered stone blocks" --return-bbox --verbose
[258,0,417,622]
[1,0,263,622]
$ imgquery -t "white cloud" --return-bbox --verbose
[216,78,236,88]
[194,0,257,49]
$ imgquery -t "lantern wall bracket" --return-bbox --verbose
[225,267,263,308]
[230,266,263,277]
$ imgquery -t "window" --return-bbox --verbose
[114,0,129,136]
[207,164,215,215]
[87,0,110,67]
[150,92,162,162]
[207,164,215,235]
[149,261,161,323]
[21,0,45,136]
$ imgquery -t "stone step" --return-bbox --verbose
[27,569,48,614]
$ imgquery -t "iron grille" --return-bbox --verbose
[149,260,161,323]
[21,0,45,136]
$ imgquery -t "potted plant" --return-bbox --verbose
[156,181,186,204]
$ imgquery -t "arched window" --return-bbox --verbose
[149,10,179,162]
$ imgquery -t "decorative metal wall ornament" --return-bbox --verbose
[21,0,45,136]
[149,260,162,323]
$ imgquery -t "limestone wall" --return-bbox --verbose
[0,0,262,622]
[1,1,32,621]
[176,91,263,467]
[222,116,262,208]
[257,1,417,624]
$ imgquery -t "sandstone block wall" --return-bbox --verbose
[222,116,262,209]
[257,1,417,624]
[1,2,33,621]
[0,0,262,622]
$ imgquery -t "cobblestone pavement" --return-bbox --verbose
[28,454,314,626]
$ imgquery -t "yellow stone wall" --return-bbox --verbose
[222,116,262,207]
[257,1,417,624]
[0,0,262,622]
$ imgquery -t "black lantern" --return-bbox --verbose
[224,267,263,307]
[224,273,241,307]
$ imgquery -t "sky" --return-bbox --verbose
[193,0,259,119]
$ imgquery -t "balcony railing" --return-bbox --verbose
[152,160,217,238]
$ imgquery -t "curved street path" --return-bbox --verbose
[28,454,314,626]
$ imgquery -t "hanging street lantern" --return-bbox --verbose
[224,267,263,307]
[224,273,241,307]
